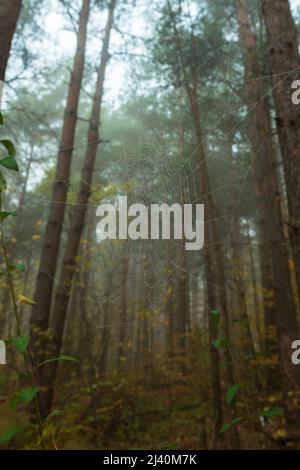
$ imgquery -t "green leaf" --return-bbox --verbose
[8,263,25,273]
[15,263,25,272]
[213,337,227,350]
[260,407,283,418]
[10,335,30,353]
[244,354,256,360]
[211,309,220,317]
[10,394,21,411]
[19,387,38,404]
[0,425,23,443]
[211,309,220,325]
[0,112,3,126]
[46,409,64,420]
[37,355,78,367]
[219,417,244,434]
[0,139,16,157]
[0,171,7,191]
[226,384,241,405]
[0,210,17,220]
[11,387,39,410]
[0,156,18,171]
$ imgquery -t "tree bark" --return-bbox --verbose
[118,241,129,365]
[39,0,116,418]
[99,271,112,374]
[187,30,241,450]
[166,0,224,440]
[30,0,91,364]
[262,0,300,298]
[236,0,278,359]
[174,184,189,366]
[0,0,22,82]
[165,260,174,366]
[246,222,262,348]
[237,0,300,425]
[228,144,255,358]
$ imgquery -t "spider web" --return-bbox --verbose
[11,0,299,353]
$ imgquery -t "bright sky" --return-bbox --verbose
[37,0,300,105]
[3,0,300,189]
[39,0,150,105]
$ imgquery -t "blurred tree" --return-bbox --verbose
[0,0,22,81]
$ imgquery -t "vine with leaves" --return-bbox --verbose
[0,110,46,449]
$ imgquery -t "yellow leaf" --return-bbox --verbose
[17,294,36,306]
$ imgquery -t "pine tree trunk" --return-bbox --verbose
[0,0,22,82]
[189,68,240,447]
[246,223,262,348]
[99,272,112,374]
[166,0,224,440]
[236,0,278,359]
[39,0,116,418]
[30,0,90,364]
[118,241,129,365]
[228,144,255,358]
[174,185,188,367]
[262,0,300,298]
[165,260,174,367]
[237,0,300,426]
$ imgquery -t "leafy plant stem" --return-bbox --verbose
[0,192,45,449]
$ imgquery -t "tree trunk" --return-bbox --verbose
[174,185,188,367]
[30,0,90,364]
[118,241,129,365]
[99,272,112,375]
[262,0,300,299]
[236,0,279,359]
[237,0,300,425]
[0,0,22,82]
[189,38,242,449]
[228,145,255,358]
[246,223,262,348]
[165,260,174,367]
[166,0,224,440]
[39,0,116,418]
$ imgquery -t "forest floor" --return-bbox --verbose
[1,364,294,450]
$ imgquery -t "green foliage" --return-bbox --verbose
[211,309,220,326]
[0,0,297,451]
[0,156,19,171]
[37,355,78,367]
[213,337,227,349]
[0,172,6,191]
[219,417,244,434]
[9,335,30,353]
[0,110,45,448]
[0,210,17,220]
[47,409,64,420]
[0,117,19,176]
[0,139,16,157]
[226,384,241,405]
[260,407,283,418]
[0,424,27,443]
[10,387,39,410]
[8,263,26,273]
